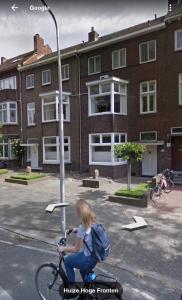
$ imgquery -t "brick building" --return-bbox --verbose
[0,1,182,178]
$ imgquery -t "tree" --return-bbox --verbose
[12,139,24,165]
[114,142,146,191]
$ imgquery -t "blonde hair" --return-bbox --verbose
[76,200,96,229]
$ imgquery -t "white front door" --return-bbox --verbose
[30,146,38,169]
[142,145,157,176]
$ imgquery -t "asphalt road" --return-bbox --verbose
[0,229,181,300]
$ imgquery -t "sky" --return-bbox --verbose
[0,0,168,59]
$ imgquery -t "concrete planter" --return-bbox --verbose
[108,191,149,207]
[5,176,46,185]
[82,179,99,188]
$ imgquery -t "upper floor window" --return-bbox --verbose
[175,29,182,51]
[89,133,127,165]
[27,102,35,126]
[88,56,101,75]
[179,73,182,105]
[62,64,69,81]
[0,76,16,90]
[140,80,156,114]
[0,102,17,124]
[87,77,128,116]
[26,74,34,89]
[42,70,51,86]
[139,40,156,63]
[112,48,126,69]
[41,92,70,122]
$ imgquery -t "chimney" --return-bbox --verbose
[88,27,99,42]
[34,34,44,52]
[1,57,7,64]
[168,0,180,11]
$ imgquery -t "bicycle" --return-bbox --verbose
[150,169,174,204]
[35,228,123,300]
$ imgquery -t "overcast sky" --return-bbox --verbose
[0,0,168,59]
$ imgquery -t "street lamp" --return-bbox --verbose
[40,0,66,232]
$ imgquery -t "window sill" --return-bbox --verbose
[112,65,126,70]
[139,59,156,64]
[89,161,127,166]
[88,71,101,76]
[89,112,127,116]
[26,87,34,90]
[27,124,36,127]
[62,78,69,82]
[42,82,51,86]
[42,120,70,123]
[140,111,157,115]
[2,123,18,125]
[43,161,71,165]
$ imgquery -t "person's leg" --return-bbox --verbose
[64,252,92,283]
[79,257,97,282]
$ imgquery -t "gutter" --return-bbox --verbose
[18,22,166,71]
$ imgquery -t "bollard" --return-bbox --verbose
[94,169,99,180]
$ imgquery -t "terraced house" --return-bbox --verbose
[0,0,182,178]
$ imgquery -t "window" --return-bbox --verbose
[62,64,69,81]
[112,48,126,69]
[89,133,127,165]
[43,136,71,163]
[27,102,35,126]
[0,102,17,124]
[140,131,157,142]
[42,93,70,122]
[87,78,127,115]
[0,76,16,90]
[171,127,182,134]
[175,29,182,51]
[0,138,16,159]
[179,74,182,105]
[140,81,156,114]
[88,56,101,75]
[26,74,34,89]
[139,40,156,63]
[42,70,51,85]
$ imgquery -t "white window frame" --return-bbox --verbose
[140,80,157,114]
[112,48,126,69]
[0,76,17,90]
[175,29,182,51]
[41,91,70,123]
[0,101,17,124]
[27,102,35,126]
[171,127,182,135]
[26,74,34,89]
[0,138,16,160]
[62,64,69,81]
[87,77,128,116]
[139,40,156,64]
[43,136,71,164]
[89,133,127,166]
[178,73,182,105]
[88,55,101,75]
[42,69,51,86]
[140,131,157,142]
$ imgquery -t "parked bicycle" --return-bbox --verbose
[150,169,174,203]
[35,228,123,300]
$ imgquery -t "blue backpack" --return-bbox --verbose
[84,223,110,262]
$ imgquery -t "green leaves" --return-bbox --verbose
[114,142,146,162]
[12,139,24,159]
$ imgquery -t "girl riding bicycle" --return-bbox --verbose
[58,200,98,283]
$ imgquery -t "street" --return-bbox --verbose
[0,174,182,299]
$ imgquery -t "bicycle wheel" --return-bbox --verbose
[35,263,63,300]
[164,179,174,193]
[150,186,162,204]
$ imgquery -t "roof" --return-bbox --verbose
[0,51,34,73]
[21,15,166,69]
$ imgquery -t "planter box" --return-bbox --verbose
[108,192,149,207]
[5,176,46,185]
[82,179,99,188]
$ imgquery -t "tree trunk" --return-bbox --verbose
[127,160,131,191]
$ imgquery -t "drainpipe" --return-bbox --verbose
[18,69,23,142]
[75,53,82,171]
